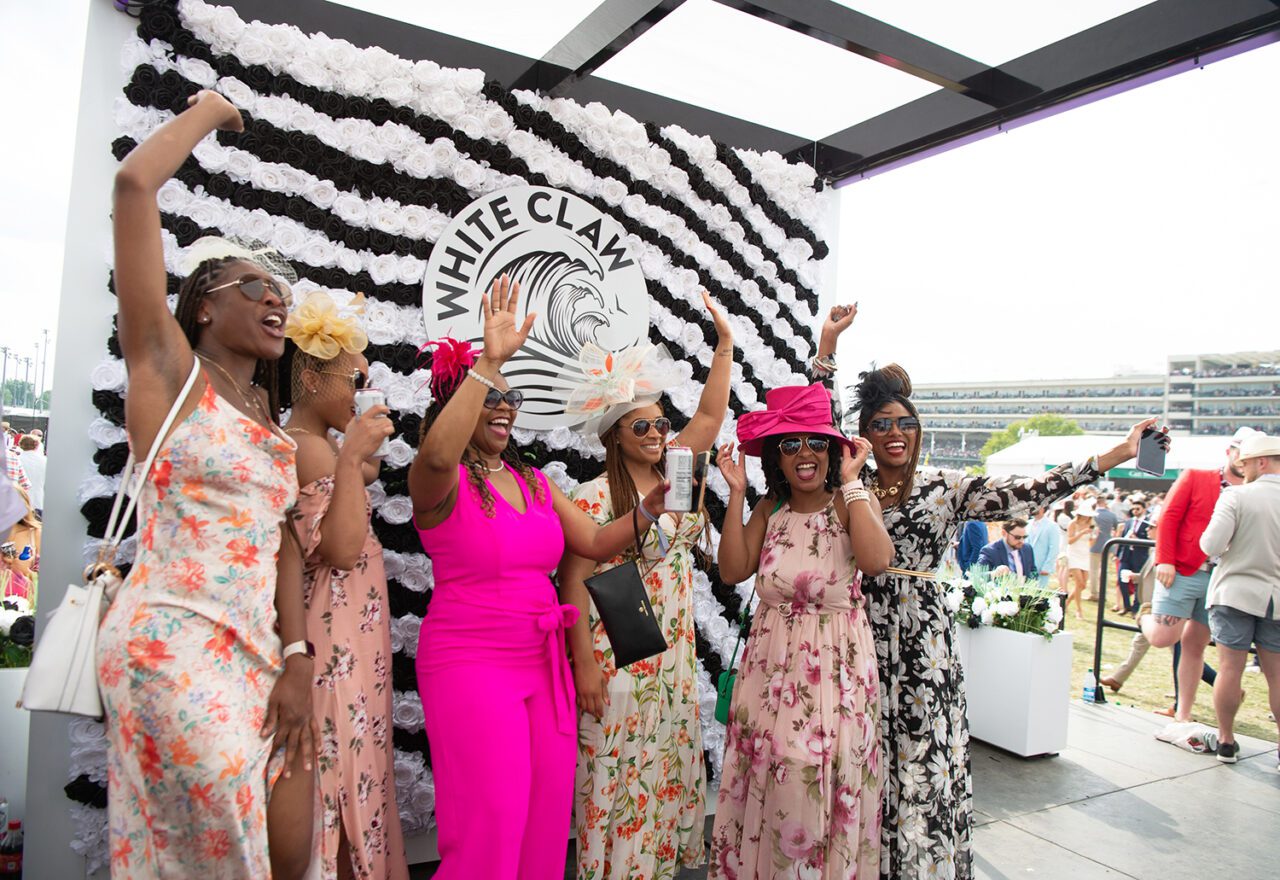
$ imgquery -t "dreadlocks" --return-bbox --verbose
[175,256,283,424]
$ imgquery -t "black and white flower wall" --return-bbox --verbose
[74,0,830,869]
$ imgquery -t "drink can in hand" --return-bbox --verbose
[664,446,694,513]
[353,388,391,459]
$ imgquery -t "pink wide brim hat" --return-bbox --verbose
[736,383,856,457]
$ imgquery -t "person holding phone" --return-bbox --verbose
[556,292,733,880]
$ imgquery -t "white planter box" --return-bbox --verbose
[0,668,30,821]
[955,626,1073,757]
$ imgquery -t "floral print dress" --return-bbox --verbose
[859,460,1099,880]
[98,379,297,878]
[710,500,883,880]
[570,476,707,880]
[294,476,408,880]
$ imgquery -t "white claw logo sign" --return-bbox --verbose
[422,185,651,431]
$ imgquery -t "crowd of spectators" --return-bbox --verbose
[915,386,1163,401]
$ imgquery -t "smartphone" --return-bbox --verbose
[693,450,712,512]
[1135,428,1168,476]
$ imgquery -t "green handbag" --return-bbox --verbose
[715,598,753,725]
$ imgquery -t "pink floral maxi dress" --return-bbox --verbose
[571,476,706,879]
[97,380,297,878]
[710,501,884,880]
[294,476,408,880]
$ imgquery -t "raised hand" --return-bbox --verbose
[840,437,872,484]
[822,302,858,340]
[717,442,748,495]
[481,274,536,365]
[1121,417,1169,461]
[702,291,734,349]
[186,89,244,133]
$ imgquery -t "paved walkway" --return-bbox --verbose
[413,702,1279,878]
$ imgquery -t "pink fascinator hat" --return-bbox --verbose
[736,384,854,457]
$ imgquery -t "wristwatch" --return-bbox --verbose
[282,640,316,661]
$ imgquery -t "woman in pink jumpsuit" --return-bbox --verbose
[408,276,671,879]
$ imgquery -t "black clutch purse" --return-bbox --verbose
[584,507,669,668]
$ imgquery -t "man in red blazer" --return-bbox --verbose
[1139,427,1256,722]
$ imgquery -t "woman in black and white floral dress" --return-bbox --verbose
[846,363,1160,880]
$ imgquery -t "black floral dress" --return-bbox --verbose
[859,459,1100,880]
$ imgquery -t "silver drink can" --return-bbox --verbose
[664,446,694,513]
[352,387,391,459]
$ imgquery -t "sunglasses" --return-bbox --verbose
[484,388,524,410]
[627,418,671,438]
[205,274,293,308]
[317,369,368,390]
[867,416,921,435]
[1007,532,1027,540]
[778,436,830,456]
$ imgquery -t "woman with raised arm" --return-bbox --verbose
[408,275,671,880]
[280,292,408,880]
[96,91,316,879]
[709,383,894,880]
[847,354,1162,880]
[557,292,732,880]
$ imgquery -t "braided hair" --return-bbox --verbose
[851,363,922,504]
[175,256,283,423]
[416,359,543,518]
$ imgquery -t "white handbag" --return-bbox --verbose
[21,362,201,717]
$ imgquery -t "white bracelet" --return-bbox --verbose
[282,640,314,661]
[467,368,497,390]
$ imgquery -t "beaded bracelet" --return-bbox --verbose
[842,485,871,505]
[467,368,497,390]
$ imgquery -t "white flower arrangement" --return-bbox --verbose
[947,567,1065,639]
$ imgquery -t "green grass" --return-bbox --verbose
[1064,599,1277,743]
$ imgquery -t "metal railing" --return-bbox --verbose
[1089,536,1154,704]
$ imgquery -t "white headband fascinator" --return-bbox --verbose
[179,235,299,284]
[563,343,689,436]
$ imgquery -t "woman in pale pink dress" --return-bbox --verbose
[712,384,894,879]
[282,292,408,880]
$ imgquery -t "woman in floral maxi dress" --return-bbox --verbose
[282,293,408,880]
[710,383,894,880]
[98,90,316,879]
[558,292,733,880]
[848,362,1162,880]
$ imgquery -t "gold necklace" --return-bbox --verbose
[198,354,270,425]
[870,473,905,500]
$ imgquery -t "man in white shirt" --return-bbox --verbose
[1200,432,1280,765]
[17,435,45,518]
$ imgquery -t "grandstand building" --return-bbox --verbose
[846,350,1280,469]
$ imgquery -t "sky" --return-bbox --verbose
[4,1,1278,396]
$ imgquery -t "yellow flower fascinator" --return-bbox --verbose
[284,290,368,360]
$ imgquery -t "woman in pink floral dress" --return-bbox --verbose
[282,292,408,880]
[98,91,317,879]
[711,384,894,880]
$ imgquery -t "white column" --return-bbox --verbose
[24,4,136,877]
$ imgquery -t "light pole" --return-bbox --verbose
[39,328,49,413]
[20,357,32,410]
[0,346,9,409]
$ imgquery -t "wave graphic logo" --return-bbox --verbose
[423,186,651,430]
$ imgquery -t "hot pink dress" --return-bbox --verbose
[415,464,578,880]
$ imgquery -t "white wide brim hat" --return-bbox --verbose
[561,343,690,437]
[1237,432,1280,461]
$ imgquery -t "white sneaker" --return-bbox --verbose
[1245,664,1262,674]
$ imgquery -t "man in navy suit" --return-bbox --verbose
[976,517,1037,579]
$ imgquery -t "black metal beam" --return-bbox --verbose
[805,0,1280,182]
[509,0,686,94]
[714,0,1041,109]
[224,0,806,154]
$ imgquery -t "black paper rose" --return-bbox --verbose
[206,173,236,200]
[7,616,34,647]
[95,443,130,476]
[92,390,126,426]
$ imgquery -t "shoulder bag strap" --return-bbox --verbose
[103,360,202,549]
